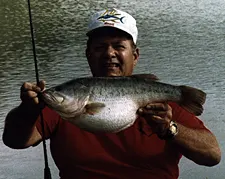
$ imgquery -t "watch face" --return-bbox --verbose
[166,121,178,139]
[170,125,177,134]
[159,121,178,140]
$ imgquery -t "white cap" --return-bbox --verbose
[87,8,138,44]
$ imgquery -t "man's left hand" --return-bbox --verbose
[138,103,173,138]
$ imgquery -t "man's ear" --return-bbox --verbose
[133,48,139,66]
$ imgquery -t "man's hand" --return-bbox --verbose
[20,80,46,110]
[138,102,172,138]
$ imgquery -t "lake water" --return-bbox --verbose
[0,0,225,178]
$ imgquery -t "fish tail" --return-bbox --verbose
[179,85,206,116]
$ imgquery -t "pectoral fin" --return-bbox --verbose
[85,102,106,115]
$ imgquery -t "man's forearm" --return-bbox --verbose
[170,123,221,166]
[2,103,41,149]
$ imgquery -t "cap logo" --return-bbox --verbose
[97,9,125,24]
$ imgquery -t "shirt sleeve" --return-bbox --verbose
[168,102,210,131]
[35,106,61,139]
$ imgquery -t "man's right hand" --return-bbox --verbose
[20,80,46,109]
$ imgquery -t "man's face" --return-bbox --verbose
[86,31,139,77]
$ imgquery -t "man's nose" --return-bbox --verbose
[104,46,116,58]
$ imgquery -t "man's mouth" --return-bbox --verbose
[104,63,120,68]
[101,62,121,76]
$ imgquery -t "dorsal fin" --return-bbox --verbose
[131,74,159,81]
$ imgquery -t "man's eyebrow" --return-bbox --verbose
[113,39,127,44]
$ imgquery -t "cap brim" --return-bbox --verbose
[86,26,135,44]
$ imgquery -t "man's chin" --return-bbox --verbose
[93,69,124,77]
[100,70,122,77]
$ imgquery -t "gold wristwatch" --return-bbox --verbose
[164,121,178,140]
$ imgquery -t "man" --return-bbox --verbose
[3,8,221,179]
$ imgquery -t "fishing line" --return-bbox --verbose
[27,0,52,179]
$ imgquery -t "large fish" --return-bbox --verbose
[41,74,206,133]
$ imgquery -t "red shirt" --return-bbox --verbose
[36,102,209,179]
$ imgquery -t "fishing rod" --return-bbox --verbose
[27,0,52,179]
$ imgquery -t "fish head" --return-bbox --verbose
[41,82,90,119]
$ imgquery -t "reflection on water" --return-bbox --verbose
[0,0,225,178]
